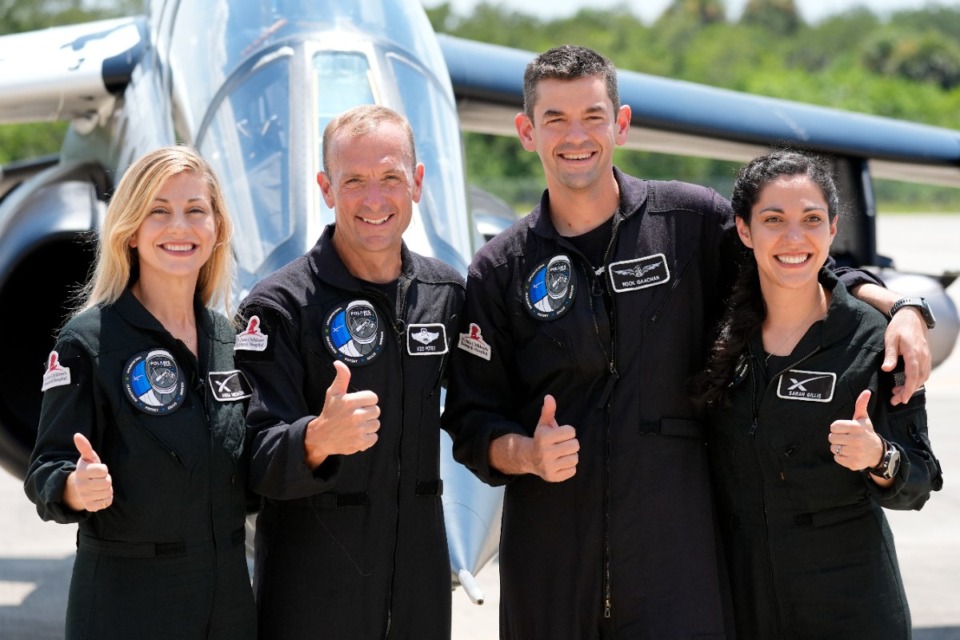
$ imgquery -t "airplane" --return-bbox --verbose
[1,0,958,606]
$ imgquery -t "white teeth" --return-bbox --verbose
[362,216,389,225]
[163,244,194,252]
[562,153,591,160]
[777,254,809,264]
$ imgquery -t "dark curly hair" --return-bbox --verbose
[693,149,840,408]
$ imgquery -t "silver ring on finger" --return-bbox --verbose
[835,444,843,456]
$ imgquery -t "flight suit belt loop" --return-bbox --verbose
[314,482,442,509]
[77,528,244,557]
[416,480,443,496]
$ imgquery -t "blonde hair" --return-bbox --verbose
[77,145,235,316]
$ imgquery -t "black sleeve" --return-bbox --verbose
[235,302,342,500]
[864,362,943,510]
[23,336,98,524]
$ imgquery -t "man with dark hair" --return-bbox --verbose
[236,104,463,640]
[442,45,930,639]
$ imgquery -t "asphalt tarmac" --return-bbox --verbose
[1,214,958,639]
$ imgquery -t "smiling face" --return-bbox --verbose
[515,76,630,195]
[736,174,838,294]
[129,171,217,287]
[318,120,423,273]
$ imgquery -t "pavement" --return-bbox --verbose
[1,214,958,639]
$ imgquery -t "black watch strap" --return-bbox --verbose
[889,297,936,329]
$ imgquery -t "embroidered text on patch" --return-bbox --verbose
[208,370,252,401]
[458,323,491,361]
[407,323,448,356]
[524,255,576,320]
[41,350,71,391]
[609,254,670,292]
[235,315,269,351]
[776,369,836,403]
[122,349,186,415]
[323,300,385,366]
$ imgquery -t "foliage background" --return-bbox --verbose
[1,0,957,210]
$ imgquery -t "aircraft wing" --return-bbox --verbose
[0,17,145,127]
[439,34,960,187]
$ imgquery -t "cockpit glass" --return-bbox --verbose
[200,55,291,275]
[313,52,377,224]
[389,54,471,267]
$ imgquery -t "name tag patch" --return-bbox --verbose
[41,350,71,391]
[776,369,836,403]
[609,254,670,292]
[208,370,252,402]
[407,323,448,356]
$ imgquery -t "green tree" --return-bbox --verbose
[863,28,960,90]
[740,0,801,35]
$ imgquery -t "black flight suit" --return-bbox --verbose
[442,168,880,640]
[24,289,256,640]
[709,269,943,639]
[235,224,464,640]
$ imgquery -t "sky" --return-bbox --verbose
[420,0,960,23]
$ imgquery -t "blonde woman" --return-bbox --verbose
[24,146,256,639]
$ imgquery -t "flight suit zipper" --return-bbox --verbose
[748,343,821,633]
[364,281,411,639]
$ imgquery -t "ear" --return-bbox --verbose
[828,216,838,244]
[411,163,425,204]
[128,235,138,249]
[735,216,753,249]
[515,112,537,152]
[615,104,631,146]
[317,171,336,209]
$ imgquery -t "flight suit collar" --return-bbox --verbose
[749,268,864,364]
[526,166,648,241]
[112,286,214,362]
[306,223,415,292]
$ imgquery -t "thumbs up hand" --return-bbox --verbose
[64,433,113,512]
[828,390,885,472]
[529,394,579,482]
[304,361,381,468]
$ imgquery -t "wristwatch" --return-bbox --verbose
[869,438,901,480]
[889,297,936,329]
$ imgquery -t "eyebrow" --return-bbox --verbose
[757,204,828,214]
[152,196,210,203]
[541,104,608,118]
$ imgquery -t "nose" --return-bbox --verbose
[785,221,804,242]
[565,120,589,143]
[362,183,387,208]
[169,209,191,231]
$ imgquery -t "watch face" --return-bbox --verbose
[885,448,902,479]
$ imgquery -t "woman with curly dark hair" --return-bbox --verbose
[695,149,942,639]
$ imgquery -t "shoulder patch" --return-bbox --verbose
[235,315,269,352]
[122,349,186,415]
[524,254,576,320]
[608,254,670,292]
[458,323,492,361]
[41,350,71,391]
[776,369,836,403]
[323,300,385,366]
[208,370,252,402]
[407,323,448,356]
